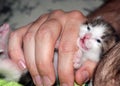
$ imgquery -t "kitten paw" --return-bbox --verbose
[73,50,82,69]
[73,61,82,69]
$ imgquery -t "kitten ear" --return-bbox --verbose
[0,24,10,41]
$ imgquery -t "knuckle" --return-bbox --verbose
[35,26,53,41]
[23,32,34,42]
[51,9,64,15]
[59,42,75,53]
[38,13,48,19]
[69,10,84,19]
[46,19,61,29]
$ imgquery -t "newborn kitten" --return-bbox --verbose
[73,17,119,69]
[73,17,119,86]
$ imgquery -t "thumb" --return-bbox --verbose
[75,60,97,85]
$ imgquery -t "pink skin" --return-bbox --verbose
[80,33,92,51]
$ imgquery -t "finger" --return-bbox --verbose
[23,14,48,85]
[75,60,97,85]
[58,11,86,86]
[58,21,79,86]
[35,19,62,86]
[8,23,31,70]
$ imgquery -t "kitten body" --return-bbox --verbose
[73,17,118,69]
[73,17,119,86]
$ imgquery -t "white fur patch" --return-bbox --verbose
[74,22,106,69]
[0,58,25,82]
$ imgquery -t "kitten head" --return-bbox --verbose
[0,24,10,57]
[78,18,119,56]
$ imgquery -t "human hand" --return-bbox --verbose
[75,60,97,85]
[8,10,96,86]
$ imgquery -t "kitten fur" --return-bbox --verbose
[73,17,119,69]
[73,17,119,86]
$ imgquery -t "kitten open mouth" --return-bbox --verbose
[80,38,88,50]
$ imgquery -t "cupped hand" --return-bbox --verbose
[8,10,96,86]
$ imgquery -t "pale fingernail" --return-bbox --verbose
[61,83,68,86]
[81,71,89,83]
[18,60,26,70]
[33,75,43,86]
[43,76,52,86]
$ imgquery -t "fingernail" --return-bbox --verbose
[33,75,43,86]
[43,76,52,86]
[61,83,68,86]
[18,60,26,70]
[81,71,89,83]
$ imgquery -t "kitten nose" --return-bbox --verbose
[85,33,91,39]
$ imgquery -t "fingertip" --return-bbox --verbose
[75,69,83,85]
[43,76,55,86]
[33,75,43,86]
[8,48,26,70]
[76,70,90,84]
[36,61,56,85]
[18,60,27,70]
[75,60,97,85]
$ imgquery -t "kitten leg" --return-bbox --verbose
[73,50,82,69]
